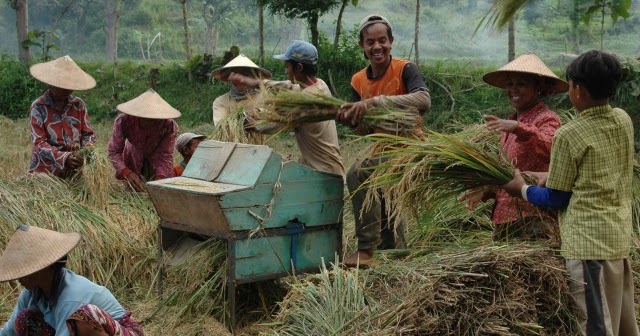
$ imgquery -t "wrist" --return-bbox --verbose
[521,184,530,201]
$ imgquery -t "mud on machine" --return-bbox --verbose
[146,140,344,329]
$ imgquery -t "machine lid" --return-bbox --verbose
[183,140,274,186]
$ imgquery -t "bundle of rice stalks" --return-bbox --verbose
[361,126,515,225]
[256,89,420,136]
[368,243,579,335]
[71,146,116,208]
[408,194,494,246]
[152,238,228,326]
[211,107,264,145]
[271,258,396,336]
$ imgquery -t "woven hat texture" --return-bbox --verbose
[30,55,96,91]
[483,53,568,94]
[117,89,182,119]
[211,55,272,80]
[0,224,80,282]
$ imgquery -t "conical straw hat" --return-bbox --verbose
[29,55,96,91]
[116,89,182,119]
[0,224,81,282]
[211,54,272,80]
[483,53,568,94]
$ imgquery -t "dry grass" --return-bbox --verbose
[270,243,580,336]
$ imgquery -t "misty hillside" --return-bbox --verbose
[1,0,639,65]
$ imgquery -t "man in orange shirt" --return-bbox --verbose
[337,15,431,267]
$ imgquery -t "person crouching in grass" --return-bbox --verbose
[27,56,97,178]
[503,50,640,336]
[0,225,144,336]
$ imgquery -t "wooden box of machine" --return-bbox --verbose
[146,140,343,284]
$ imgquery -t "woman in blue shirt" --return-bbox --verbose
[0,225,143,336]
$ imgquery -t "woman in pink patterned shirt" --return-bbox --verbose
[462,53,568,243]
[27,56,97,178]
[108,89,180,192]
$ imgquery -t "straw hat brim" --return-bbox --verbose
[211,66,272,80]
[0,225,81,282]
[211,55,272,80]
[29,55,96,91]
[482,53,569,94]
[117,89,182,119]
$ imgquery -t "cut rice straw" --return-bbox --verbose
[360,126,533,228]
[255,89,421,136]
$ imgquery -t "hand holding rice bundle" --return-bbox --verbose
[255,89,420,136]
[362,127,539,222]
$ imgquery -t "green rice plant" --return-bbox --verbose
[271,258,393,336]
[256,89,420,136]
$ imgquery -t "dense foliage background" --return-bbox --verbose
[0,0,639,138]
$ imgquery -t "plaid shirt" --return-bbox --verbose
[28,90,96,176]
[546,105,634,260]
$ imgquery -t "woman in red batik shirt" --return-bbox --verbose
[27,56,97,178]
[462,53,568,243]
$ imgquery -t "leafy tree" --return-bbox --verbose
[582,0,632,50]
[334,0,358,47]
[477,0,632,40]
[259,0,341,47]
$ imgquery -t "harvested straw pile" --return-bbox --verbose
[369,244,580,335]
[256,89,420,135]
[273,244,580,335]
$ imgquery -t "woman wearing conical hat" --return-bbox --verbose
[27,55,96,178]
[210,54,271,127]
[107,89,180,192]
[0,225,144,335]
[461,53,568,243]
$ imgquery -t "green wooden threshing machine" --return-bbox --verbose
[146,140,344,328]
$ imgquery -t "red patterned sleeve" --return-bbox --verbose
[510,111,561,165]
[108,114,131,179]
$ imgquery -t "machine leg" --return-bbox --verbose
[227,240,237,333]
[157,226,164,296]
